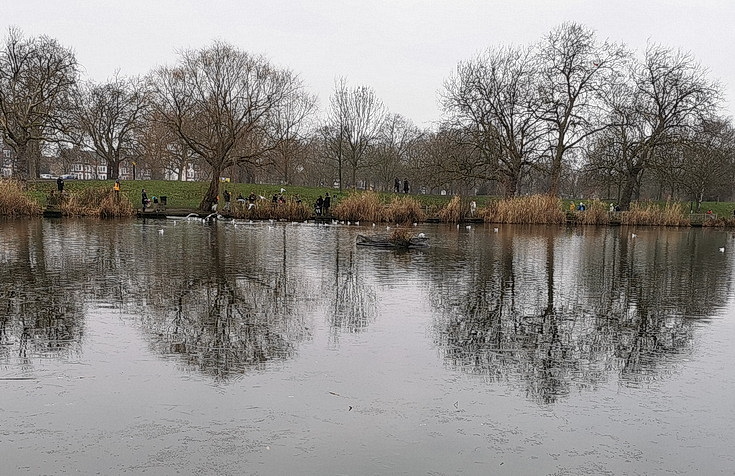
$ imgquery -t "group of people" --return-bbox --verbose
[394,178,410,194]
[314,192,331,216]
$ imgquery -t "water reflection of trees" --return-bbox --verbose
[0,220,85,363]
[132,225,313,381]
[430,227,731,404]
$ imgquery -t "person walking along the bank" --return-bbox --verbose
[57,176,64,193]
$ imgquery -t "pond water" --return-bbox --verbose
[1,217,735,475]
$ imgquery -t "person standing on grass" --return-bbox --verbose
[323,192,331,216]
[315,195,324,216]
[113,180,121,201]
[403,179,409,194]
[141,189,148,210]
[57,176,64,193]
[394,177,400,193]
[223,189,231,212]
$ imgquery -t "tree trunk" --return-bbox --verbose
[200,171,221,212]
[619,168,641,211]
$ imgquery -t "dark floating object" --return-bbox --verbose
[356,233,429,249]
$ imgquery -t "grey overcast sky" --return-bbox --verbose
[5,0,735,128]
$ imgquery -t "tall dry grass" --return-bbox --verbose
[229,201,310,221]
[483,195,566,224]
[385,195,425,224]
[332,192,383,223]
[437,195,463,223]
[573,199,610,225]
[0,179,42,216]
[619,201,689,226]
[60,188,135,218]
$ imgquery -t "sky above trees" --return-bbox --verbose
[5,1,734,127]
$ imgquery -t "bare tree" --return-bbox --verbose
[370,113,422,191]
[0,27,78,179]
[149,41,305,211]
[442,45,546,197]
[600,44,721,210]
[537,22,626,196]
[265,87,317,184]
[325,78,386,190]
[71,74,149,179]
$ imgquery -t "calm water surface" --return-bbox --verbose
[1,217,735,475]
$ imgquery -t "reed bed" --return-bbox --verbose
[332,192,383,223]
[385,195,426,225]
[229,201,310,221]
[437,195,463,223]
[573,199,611,225]
[0,179,42,216]
[483,195,566,224]
[60,188,135,218]
[619,201,689,226]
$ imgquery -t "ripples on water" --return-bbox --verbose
[2,218,735,474]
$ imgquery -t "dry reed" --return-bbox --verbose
[437,195,463,223]
[573,199,611,225]
[0,179,42,216]
[332,192,383,223]
[60,188,135,217]
[619,201,689,226]
[385,195,425,224]
[483,195,566,224]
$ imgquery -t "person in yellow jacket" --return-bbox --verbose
[113,180,121,201]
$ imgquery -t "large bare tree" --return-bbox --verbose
[71,74,149,179]
[0,28,78,179]
[325,78,386,190]
[442,45,546,197]
[150,41,305,211]
[598,44,721,210]
[537,23,626,196]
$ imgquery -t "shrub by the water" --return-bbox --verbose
[0,179,42,216]
[484,195,566,224]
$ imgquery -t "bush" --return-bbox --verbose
[60,187,135,217]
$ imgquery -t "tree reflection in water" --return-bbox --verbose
[431,226,731,403]
[0,220,85,364]
[135,224,311,381]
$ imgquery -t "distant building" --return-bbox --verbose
[0,138,16,177]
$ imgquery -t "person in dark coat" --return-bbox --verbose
[141,189,149,210]
[57,176,64,192]
[403,179,409,194]
[323,192,331,215]
[394,177,400,193]
[315,195,324,216]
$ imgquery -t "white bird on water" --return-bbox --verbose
[158,229,164,235]
[720,247,725,252]
[493,228,499,233]
[631,233,637,238]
